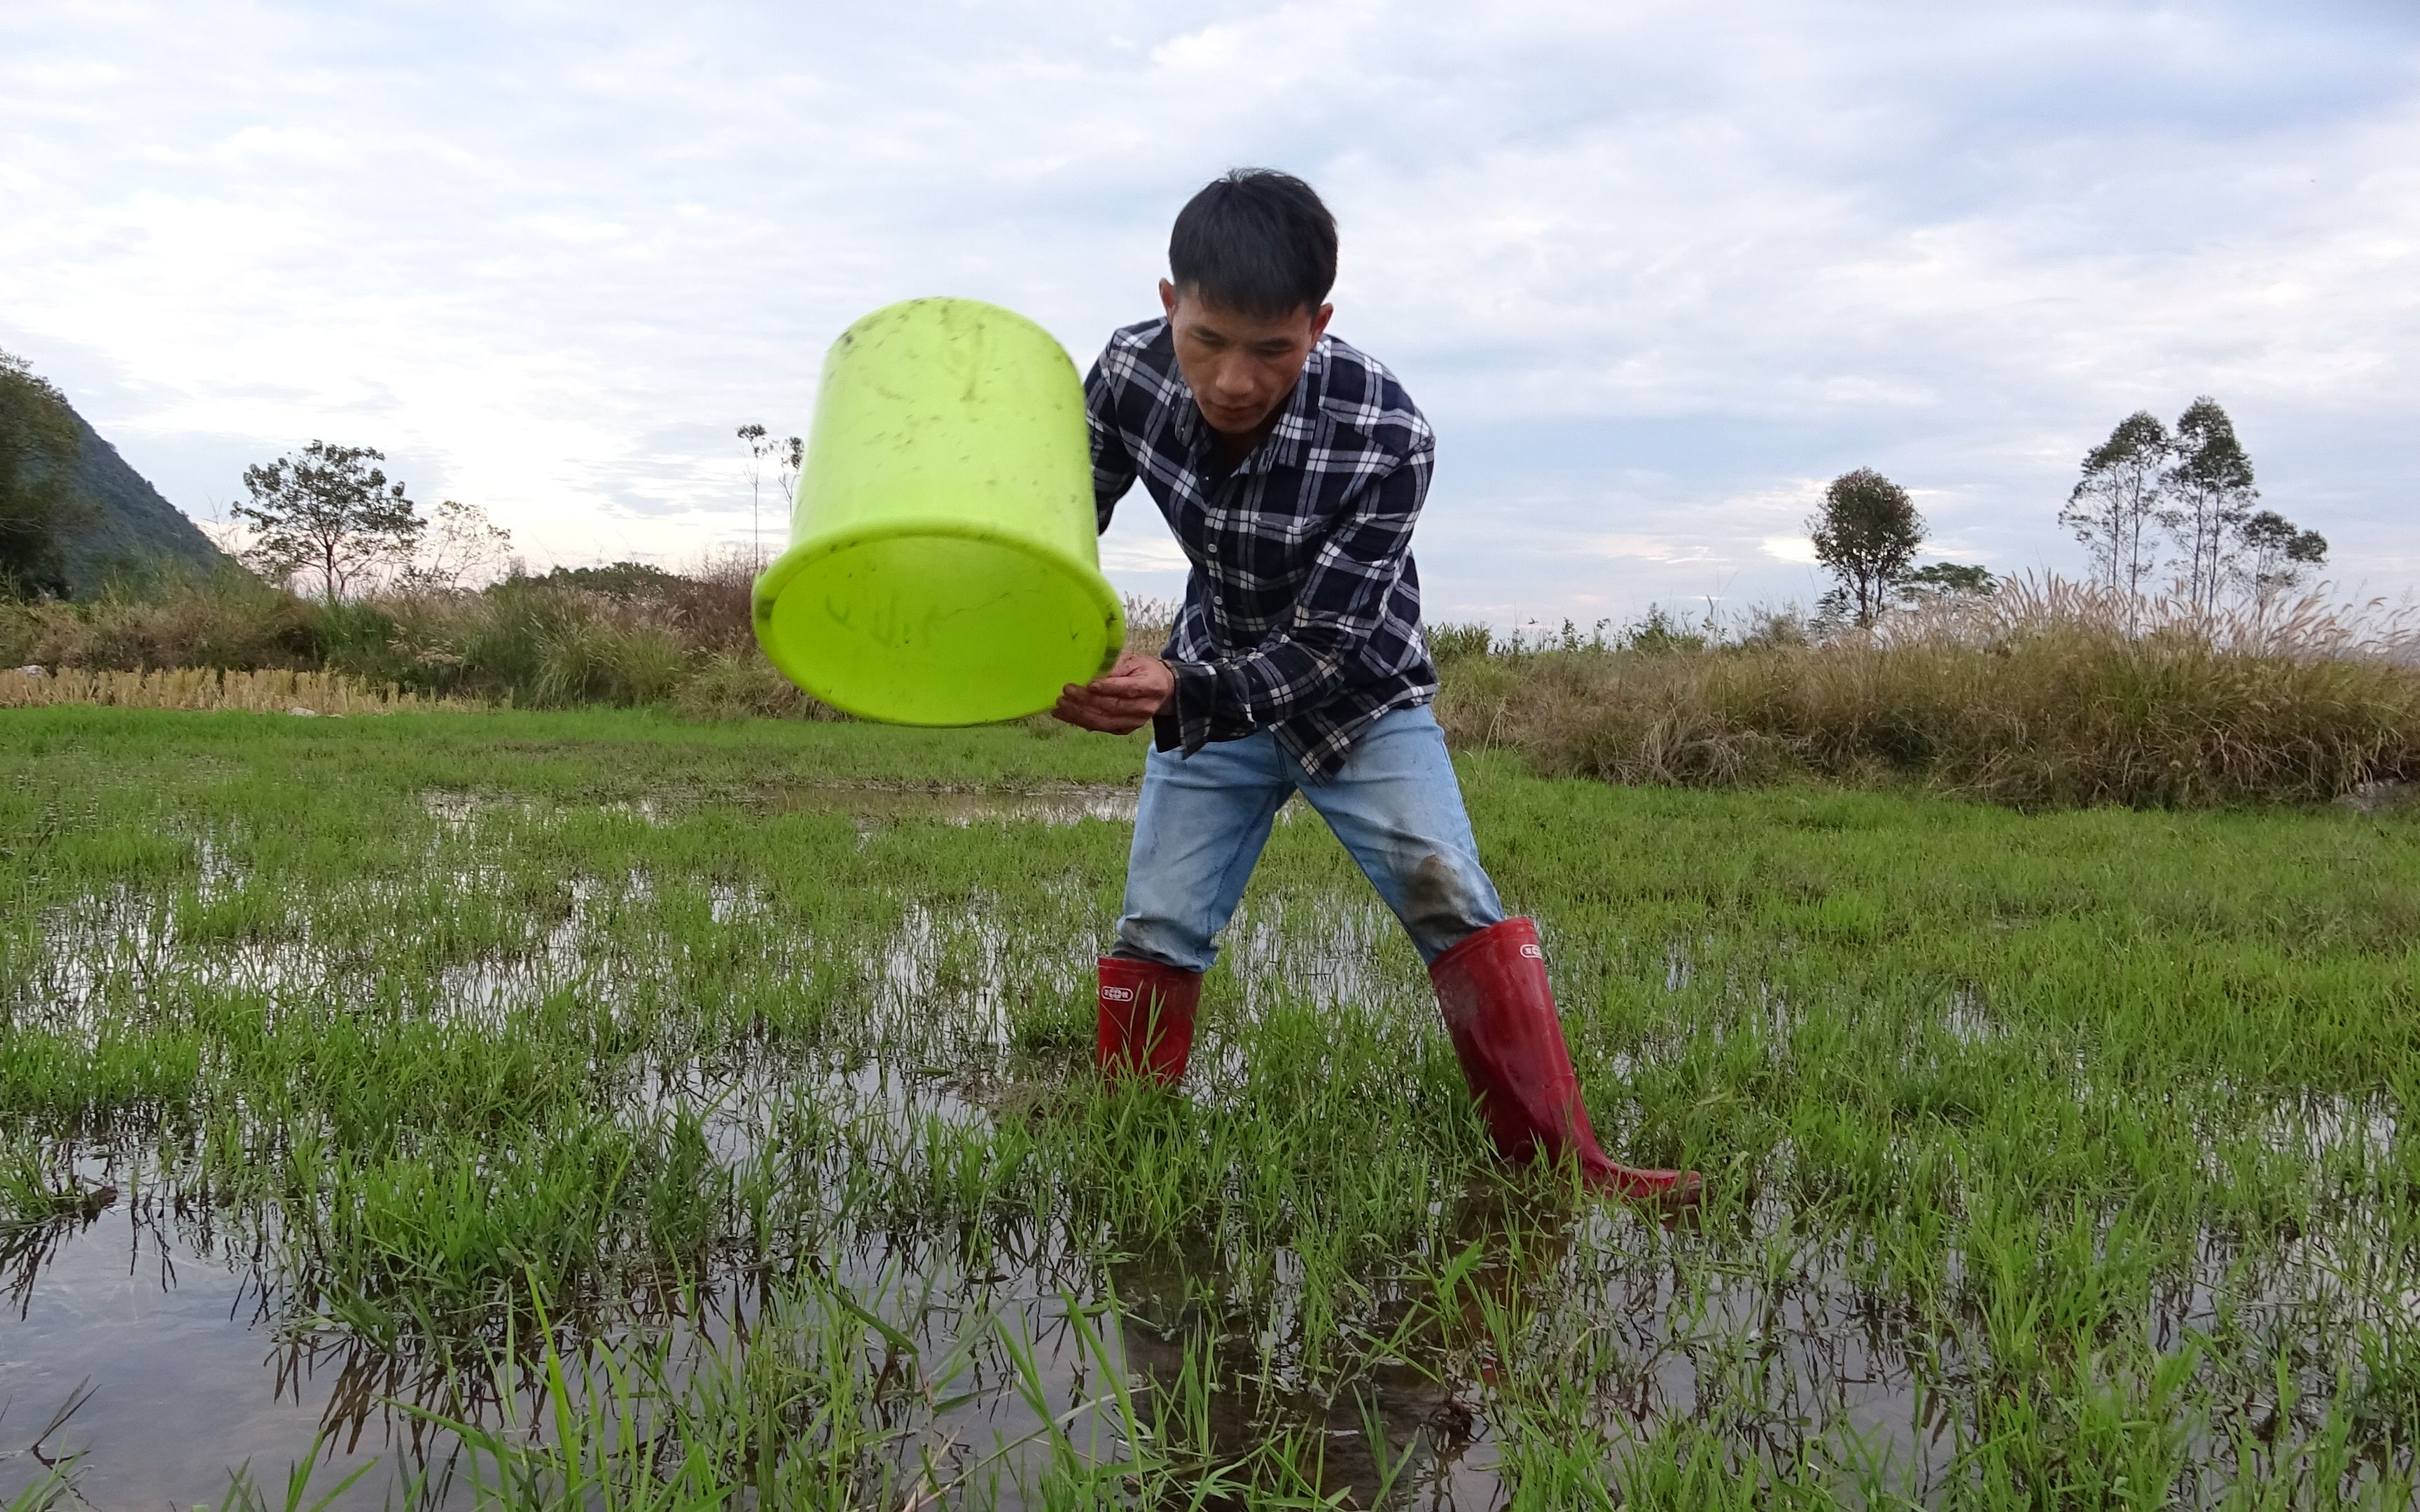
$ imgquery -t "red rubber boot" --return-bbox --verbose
[1097,957,1203,1086]
[1428,918,1702,1205]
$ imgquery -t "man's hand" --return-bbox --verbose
[1052,650,1175,734]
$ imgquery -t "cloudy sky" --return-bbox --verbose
[3,1,2414,627]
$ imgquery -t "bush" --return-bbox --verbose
[1426,622,1495,662]
[673,651,838,721]
[534,617,689,707]
[515,554,755,652]
[1,564,319,671]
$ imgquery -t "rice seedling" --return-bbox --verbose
[0,705,2414,1507]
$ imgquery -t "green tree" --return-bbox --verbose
[2236,509,2327,599]
[521,560,688,598]
[2161,397,2257,615]
[2060,411,2169,607]
[737,423,803,566]
[1809,468,1924,628]
[232,442,424,603]
[0,349,93,598]
[400,498,515,592]
[1897,561,1996,606]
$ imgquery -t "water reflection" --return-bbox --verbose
[1100,1193,1562,1508]
[417,783,1143,835]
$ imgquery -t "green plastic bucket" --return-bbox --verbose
[751,298,1125,725]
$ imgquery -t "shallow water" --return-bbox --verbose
[781,782,1141,828]
[6,1161,1942,1509]
[4,1196,420,1505]
[422,782,1144,831]
[20,1068,2379,1508]
[1,1173,2401,1505]
[0,1164,1526,1507]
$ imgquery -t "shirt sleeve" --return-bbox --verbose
[1084,357,1137,531]
[1160,438,1432,755]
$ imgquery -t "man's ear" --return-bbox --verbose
[1309,302,1334,341]
[1160,279,1179,319]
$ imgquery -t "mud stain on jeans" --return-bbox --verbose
[1405,850,1489,955]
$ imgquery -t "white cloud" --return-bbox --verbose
[1,1,2414,621]
[1590,535,1711,563]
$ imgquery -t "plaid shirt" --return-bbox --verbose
[1087,318,1438,780]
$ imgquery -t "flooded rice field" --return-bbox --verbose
[2,710,2416,1507]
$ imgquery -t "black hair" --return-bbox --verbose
[1167,169,1337,318]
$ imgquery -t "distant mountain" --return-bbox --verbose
[58,409,228,593]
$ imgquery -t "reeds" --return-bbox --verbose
[1439,578,2420,806]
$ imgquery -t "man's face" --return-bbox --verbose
[1160,279,1333,440]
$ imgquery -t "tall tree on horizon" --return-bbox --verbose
[232,441,424,603]
[0,349,93,599]
[738,424,804,568]
[2061,410,2170,617]
[2162,397,2258,615]
[1898,561,1997,606]
[400,497,515,592]
[1809,468,1925,628]
[2237,509,2328,600]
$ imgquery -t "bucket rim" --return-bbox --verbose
[837,294,1070,349]
[749,517,1127,726]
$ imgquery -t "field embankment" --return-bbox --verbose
[9,570,2420,807]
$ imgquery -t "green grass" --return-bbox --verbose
[1,706,2415,1508]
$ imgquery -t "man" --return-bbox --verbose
[1053,169,1698,1203]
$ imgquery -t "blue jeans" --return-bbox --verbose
[1114,705,1507,972]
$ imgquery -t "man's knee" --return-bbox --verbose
[1401,850,1496,937]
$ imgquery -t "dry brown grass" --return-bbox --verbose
[1436,578,2420,806]
[1122,594,1178,656]
[0,667,478,715]
[14,568,2416,807]
[0,556,777,714]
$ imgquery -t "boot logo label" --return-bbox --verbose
[1101,986,1136,1002]
[1520,944,1544,960]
